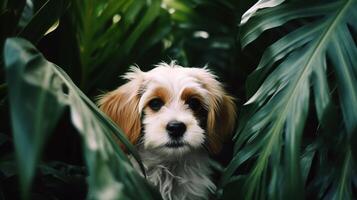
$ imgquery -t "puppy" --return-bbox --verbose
[98,62,236,200]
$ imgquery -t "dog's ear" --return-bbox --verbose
[98,67,144,148]
[207,94,236,154]
[191,68,237,154]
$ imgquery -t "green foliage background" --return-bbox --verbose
[0,0,356,199]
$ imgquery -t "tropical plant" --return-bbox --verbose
[0,0,70,98]
[0,0,356,199]
[220,0,357,199]
[69,0,169,92]
[1,0,168,199]
[4,37,161,200]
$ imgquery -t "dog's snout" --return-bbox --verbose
[166,121,186,138]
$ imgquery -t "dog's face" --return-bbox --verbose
[99,63,236,157]
[138,66,211,156]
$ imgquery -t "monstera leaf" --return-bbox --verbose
[4,38,161,200]
[221,0,357,199]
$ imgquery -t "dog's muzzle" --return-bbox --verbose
[166,120,186,148]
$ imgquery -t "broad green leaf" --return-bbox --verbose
[4,38,65,199]
[240,0,285,25]
[4,38,161,200]
[240,1,342,48]
[222,0,357,199]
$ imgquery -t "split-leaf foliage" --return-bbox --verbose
[0,0,356,199]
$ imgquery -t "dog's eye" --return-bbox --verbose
[148,98,164,111]
[186,98,201,110]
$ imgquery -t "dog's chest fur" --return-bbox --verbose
[131,150,215,200]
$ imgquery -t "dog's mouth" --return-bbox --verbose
[165,141,186,148]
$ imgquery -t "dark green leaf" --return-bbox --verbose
[223,0,357,199]
[4,38,161,200]
[4,37,66,198]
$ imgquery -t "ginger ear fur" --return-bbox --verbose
[207,94,236,154]
[192,68,237,154]
[97,71,143,149]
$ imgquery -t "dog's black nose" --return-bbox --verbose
[166,121,186,138]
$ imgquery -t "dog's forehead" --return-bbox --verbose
[145,66,202,89]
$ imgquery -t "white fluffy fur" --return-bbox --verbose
[133,63,212,156]
[99,61,236,200]
[133,62,214,200]
[130,150,215,200]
